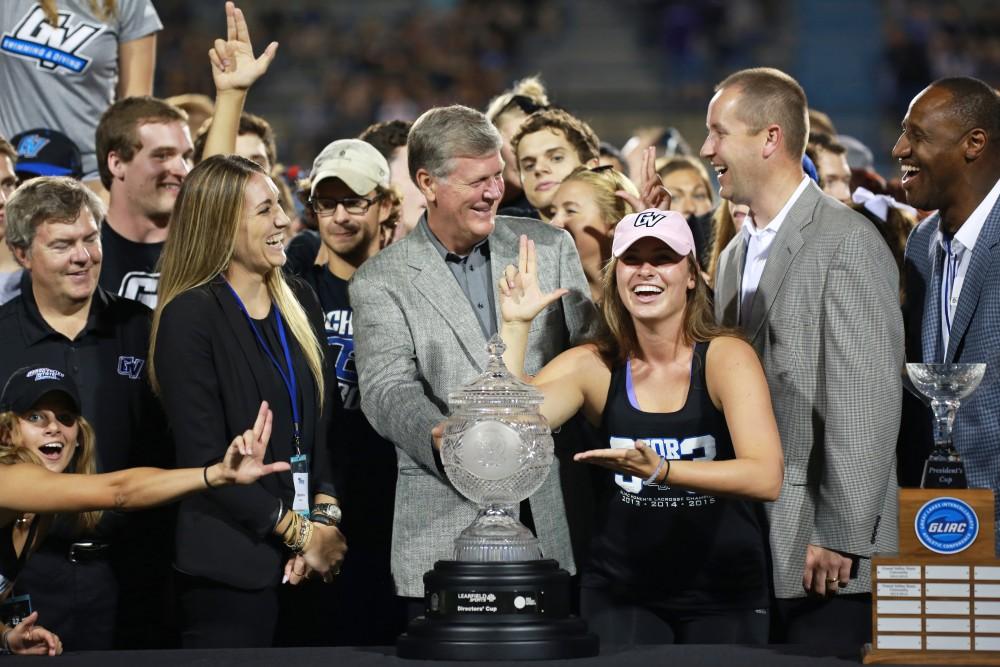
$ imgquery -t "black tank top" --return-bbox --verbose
[0,517,39,598]
[582,341,769,611]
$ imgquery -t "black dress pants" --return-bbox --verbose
[176,572,279,649]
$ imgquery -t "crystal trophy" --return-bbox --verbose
[396,336,598,661]
[440,335,552,562]
[905,362,986,489]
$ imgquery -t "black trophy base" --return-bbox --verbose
[396,559,599,661]
[922,459,967,489]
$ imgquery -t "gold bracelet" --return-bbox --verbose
[298,519,314,554]
[280,511,300,549]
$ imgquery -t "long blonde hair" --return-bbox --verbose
[0,411,101,531]
[41,0,117,25]
[149,155,325,403]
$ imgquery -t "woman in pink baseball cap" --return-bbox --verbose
[498,211,782,646]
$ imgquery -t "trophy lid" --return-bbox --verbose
[448,335,544,409]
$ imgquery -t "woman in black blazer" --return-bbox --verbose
[149,155,347,648]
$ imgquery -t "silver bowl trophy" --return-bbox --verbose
[396,337,598,660]
[905,362,986,489]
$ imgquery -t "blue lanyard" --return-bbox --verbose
[225,283,302,453]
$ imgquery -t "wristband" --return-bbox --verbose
[643,456,668,486]
[1,628,11,655]
[203,464,214,489]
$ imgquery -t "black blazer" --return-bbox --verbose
[155,275,340,589]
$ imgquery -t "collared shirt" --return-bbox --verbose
[739,176,810,326]
[0,272,169,473]
[424,218,497,339]
[936,176,1000,359]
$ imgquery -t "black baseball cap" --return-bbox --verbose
[11,128,84,180]
[0,366,82,415]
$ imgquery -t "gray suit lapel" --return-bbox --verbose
[946,203,1000,362]
[490,221,518,331]
[409,223,488,370]
[717,236,745,327]
[745,182,815,343]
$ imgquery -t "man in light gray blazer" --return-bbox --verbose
[350,105,595,610]
[702,68,903,649]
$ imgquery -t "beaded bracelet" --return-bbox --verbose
[643,456,669,486]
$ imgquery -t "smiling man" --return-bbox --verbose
[896,77,1000,544]
[350,105,596,617]
[0,176,168,650]
[703,67,903,649]
[95,97,193,308]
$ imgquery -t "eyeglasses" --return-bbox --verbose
[309,196,376,216]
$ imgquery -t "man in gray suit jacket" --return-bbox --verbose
[350,105,595,610]
[702,68,903,648]
[895,78,1000,547]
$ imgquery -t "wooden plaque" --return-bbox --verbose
[864,489,999,665]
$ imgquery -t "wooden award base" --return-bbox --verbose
[863,488,999,664]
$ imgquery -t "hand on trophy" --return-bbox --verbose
[499,235,568,326]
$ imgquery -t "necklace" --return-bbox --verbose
[14,514,31,528]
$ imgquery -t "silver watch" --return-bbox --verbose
[311,503,342,526]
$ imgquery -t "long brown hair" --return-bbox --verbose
[41,0,117,26]
[149,155,325,402]
[593,252,742,367]
[0,411,101,531]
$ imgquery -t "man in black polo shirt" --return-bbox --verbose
[0,176,170,650]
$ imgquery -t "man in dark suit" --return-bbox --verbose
[350,105,596,615]
[703,67,903,648]
[895,77,1000,547]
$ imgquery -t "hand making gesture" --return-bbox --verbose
[212,401,289,486]
[616,146,672,211]
[209,1,278,93]
[498,235,568,326]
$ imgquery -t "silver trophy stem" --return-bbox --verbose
[929,399,961,461]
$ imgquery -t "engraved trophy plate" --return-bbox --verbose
[455,421,524,481]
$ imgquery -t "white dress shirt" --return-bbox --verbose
[739,177,811,326]
[937,176,1000,359]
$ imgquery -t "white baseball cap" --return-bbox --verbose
[310,139,390,197]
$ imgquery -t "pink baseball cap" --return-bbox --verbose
[611,208,695,258]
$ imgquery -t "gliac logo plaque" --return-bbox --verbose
[914,497,979,555]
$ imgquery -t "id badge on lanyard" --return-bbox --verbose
[291,452,310,516]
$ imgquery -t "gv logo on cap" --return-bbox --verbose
[16,134,49,159]
[633,211,666,228]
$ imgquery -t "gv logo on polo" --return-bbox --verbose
[117,356,145,380]
[914,497,979,555]
[633,211,666,228]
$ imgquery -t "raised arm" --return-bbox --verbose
[200,1,278,160]
[497,234,603,429]
[0,402,287,515]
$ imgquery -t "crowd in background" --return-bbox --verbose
[0,0,998,659]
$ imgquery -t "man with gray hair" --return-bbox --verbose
[0,176,170,650]
[350,105,596,615]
